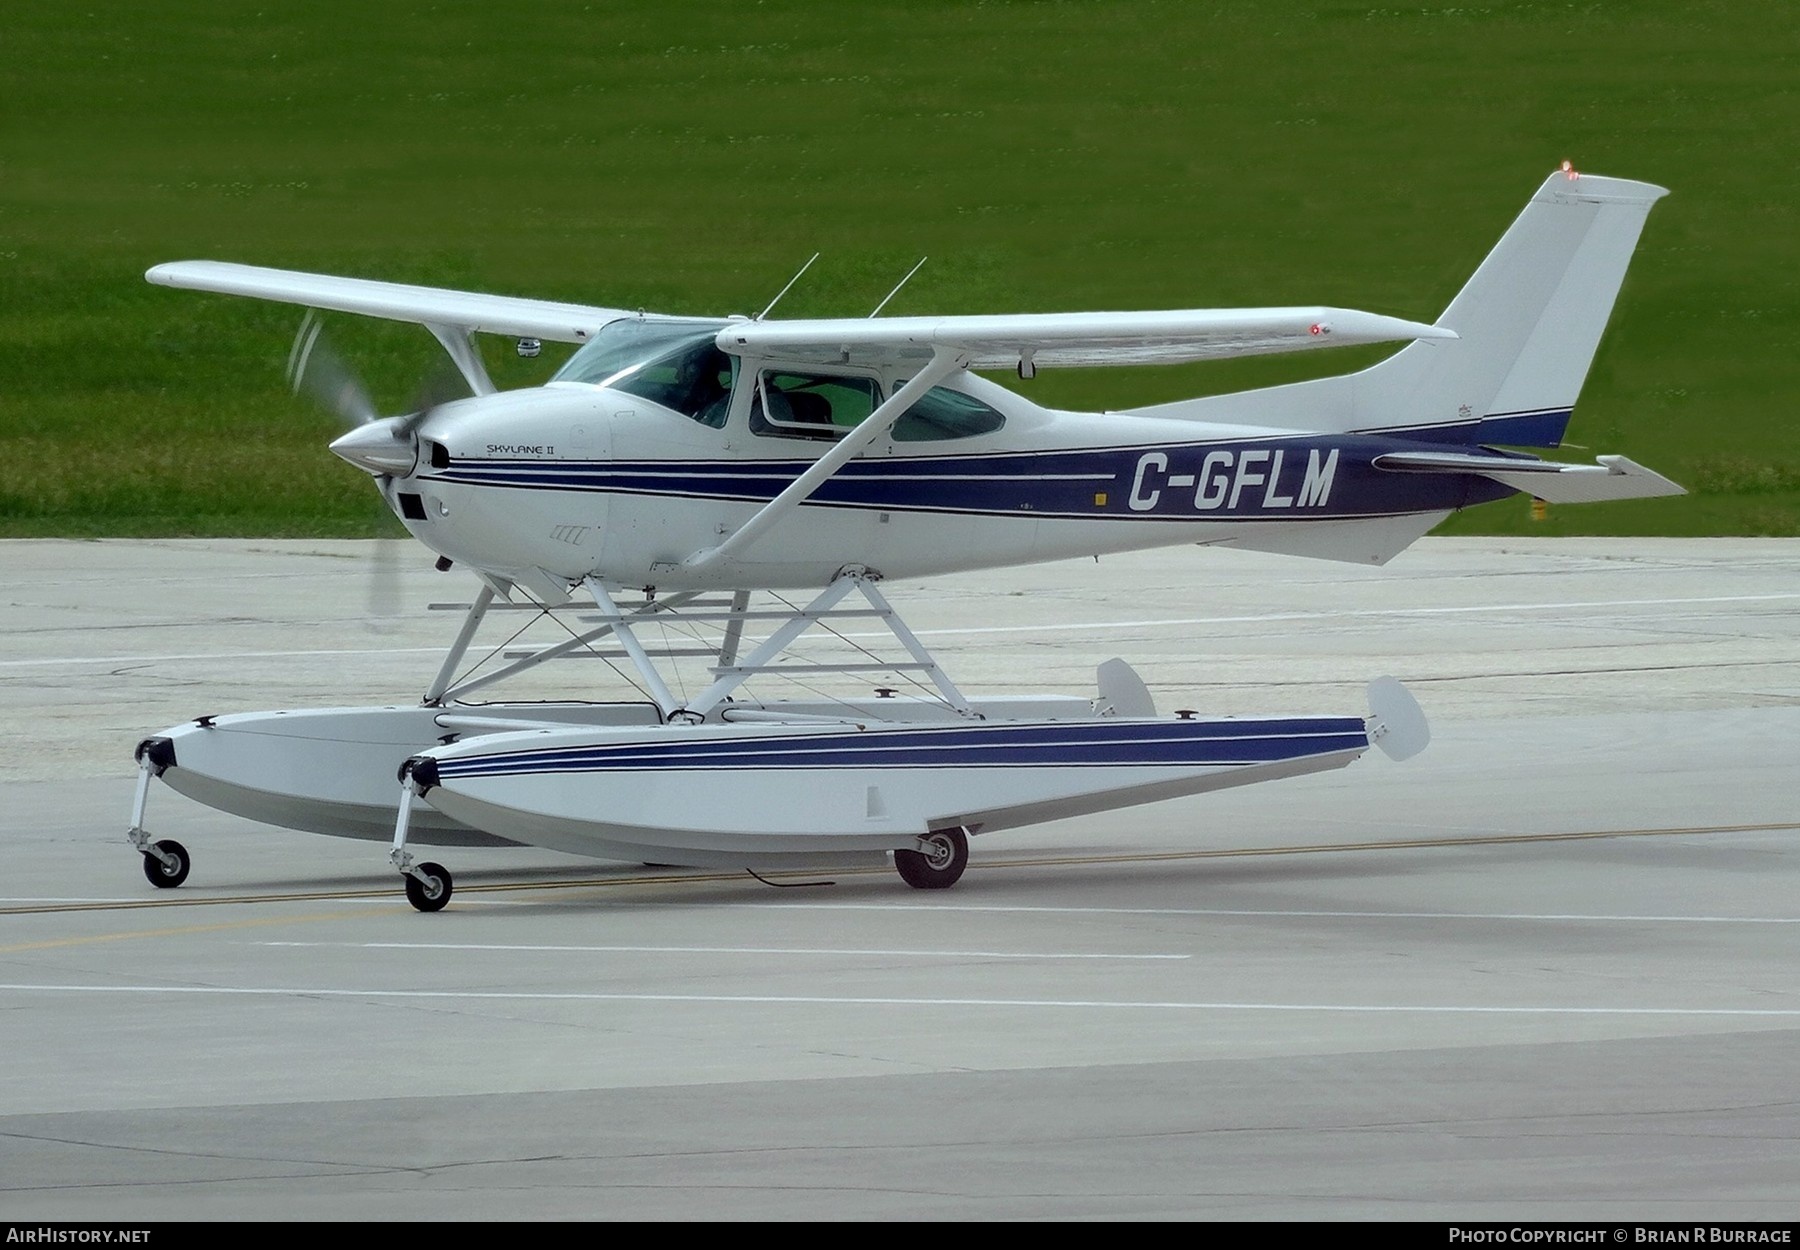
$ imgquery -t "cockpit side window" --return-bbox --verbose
[609,335,737,428]
[750,370,881,440]
[744,373,1007,443]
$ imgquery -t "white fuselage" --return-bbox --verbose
[386,366,1470,593]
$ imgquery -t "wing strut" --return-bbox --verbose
[425,323,496,397]
[680,347,966,574]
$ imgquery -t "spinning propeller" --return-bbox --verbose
[288,311,464,478]
[285,311,468,623]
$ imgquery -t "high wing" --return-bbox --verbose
[145,261,634,344]
[717,308,1456,371]
[148,261,1454,371]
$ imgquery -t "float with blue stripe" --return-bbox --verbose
[404,708,1393,869]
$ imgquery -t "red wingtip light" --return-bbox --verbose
[1561,159,1579,181]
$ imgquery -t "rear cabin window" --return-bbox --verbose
[891,386,1006,442]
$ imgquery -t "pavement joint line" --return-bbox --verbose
[255,941,1191,959]
[9,591,1800,669]
[0,983,1796,1016]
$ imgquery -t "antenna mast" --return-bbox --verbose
[756,253,820,321]
[868,257,928,318]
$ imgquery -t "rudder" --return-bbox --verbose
[1127,167,1668,447]
[1383,167,1668,446]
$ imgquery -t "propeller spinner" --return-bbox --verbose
[328,418,421,477]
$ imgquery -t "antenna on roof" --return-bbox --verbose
[868,256,928,318]
[756,253,820,321]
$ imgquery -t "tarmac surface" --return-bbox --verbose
[2,536,1798,1221]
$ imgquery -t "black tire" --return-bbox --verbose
[894,827,968,890]
[142,839,190,889]
[404,861,453,912]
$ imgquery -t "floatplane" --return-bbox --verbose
[127,165,1679,910]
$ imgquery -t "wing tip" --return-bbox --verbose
[1536,167,1671,205]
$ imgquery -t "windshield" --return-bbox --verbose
[612,334,737,428]
[551,317,729,387]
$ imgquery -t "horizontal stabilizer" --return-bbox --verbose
[1373,451,1685,504]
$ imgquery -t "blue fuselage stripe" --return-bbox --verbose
[424,430,1523,521]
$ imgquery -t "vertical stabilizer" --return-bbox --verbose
[1129,169,1668,446]
[1377,169,1667,445]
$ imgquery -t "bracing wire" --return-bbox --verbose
[746,589,955,712]
[445,591,656,706]
[438,587,954,717]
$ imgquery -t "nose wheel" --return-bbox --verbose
[894,827,968,890]
[391,761,453,912]
[140,839,191,889]
[128,743,190,890]
[403,861,453,912]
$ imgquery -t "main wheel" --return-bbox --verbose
[141,839,190,889]
[404,862,453,912]
[894,827,968,890]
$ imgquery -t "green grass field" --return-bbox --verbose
[3,0,1795,537]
